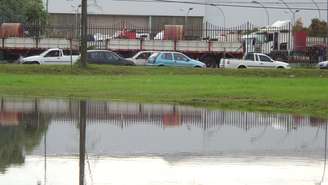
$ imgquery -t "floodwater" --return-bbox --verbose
[0,97,328,185]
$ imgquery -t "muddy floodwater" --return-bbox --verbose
[0,97,327,185]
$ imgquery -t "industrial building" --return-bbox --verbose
[48,13,204,39]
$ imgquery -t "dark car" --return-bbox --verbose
[87,50,135,66]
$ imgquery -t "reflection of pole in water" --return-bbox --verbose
[318,123,328,185]
[79,101,86,185]
[44,127,47,185]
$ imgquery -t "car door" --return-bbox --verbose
[43,50,62,64]
[173,53,192,67]
[88,52,106,64]
[157,53,174,66]
[104,52,121,65]
[243,53,258,68]
[258,54,275,68]
[135,52,152,65]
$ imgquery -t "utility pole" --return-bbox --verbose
[326,0,328,61]
[80,0,88,68]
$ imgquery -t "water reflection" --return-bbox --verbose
[0,97,327,185]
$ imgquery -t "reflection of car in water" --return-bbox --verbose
[162,113,181,128]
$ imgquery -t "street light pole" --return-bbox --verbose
[80,0,87,68]
[292,10,300,25]
[211,5,226,28]
[278,0,295,24]
[310,0,321,19]
[184,7,193,26]
[251,0,269,26]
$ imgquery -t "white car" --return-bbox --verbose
[21,48,80,65]
[317,61,328,69]
[220,53,291,69]
[127,51,156,65]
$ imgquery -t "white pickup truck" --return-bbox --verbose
[220,53,290,69]
[21,48,80,65]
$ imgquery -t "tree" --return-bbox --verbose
[0,0,46,24]
[308,18,327,37]
[292,18,307,33]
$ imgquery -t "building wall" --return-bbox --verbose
[48,13,204,39]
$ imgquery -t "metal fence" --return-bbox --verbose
[1,21,328,63]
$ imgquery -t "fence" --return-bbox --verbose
[1,21,328,63]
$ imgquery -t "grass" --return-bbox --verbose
[0,64,328,118]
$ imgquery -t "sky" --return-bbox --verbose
[47,0,326,27]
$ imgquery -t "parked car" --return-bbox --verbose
[20,48,80,65]
[87,50,135,65]
[220,53,291,69]
[127,51,155,65]
[317,61,328,69]
[147,52,206,68]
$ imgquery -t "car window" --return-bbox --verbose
[110,52,121,60]
[174,53,189,61]
[161,53,173,60]
[136,52,151,60]
[259,55,272,62]
[45,50,60,57]
[244,53,254,61]
[104,52,115,61]
[88,52,104,61]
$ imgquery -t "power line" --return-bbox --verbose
[113,0,328,11]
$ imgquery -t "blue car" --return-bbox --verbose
[147,52,206,68]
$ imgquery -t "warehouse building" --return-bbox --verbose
[47,0,204,39]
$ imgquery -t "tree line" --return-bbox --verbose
[293,18,328,37]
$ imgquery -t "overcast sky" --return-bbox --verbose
[47,0,326,27]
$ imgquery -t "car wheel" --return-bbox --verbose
[194,66,202,68]
[277,66,285,69]
[238,65,246,69]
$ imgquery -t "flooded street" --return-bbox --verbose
[0,97,327,185]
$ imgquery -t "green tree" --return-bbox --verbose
[292,18,307,33]
[308,18,327,37]
[0,0,46,24]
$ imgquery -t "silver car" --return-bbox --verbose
[317,61,328,69]
[127,51,155,65]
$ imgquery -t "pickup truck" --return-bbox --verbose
[20,48,80,65]
[220,53,290,69]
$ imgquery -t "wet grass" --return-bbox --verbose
[0,64,328,118]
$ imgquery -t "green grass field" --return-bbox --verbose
[0,65,327,117]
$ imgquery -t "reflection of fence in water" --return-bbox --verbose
[0,98,327,131]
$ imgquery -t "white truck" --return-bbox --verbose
[20,48,80,65]
[220,53,290,69]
